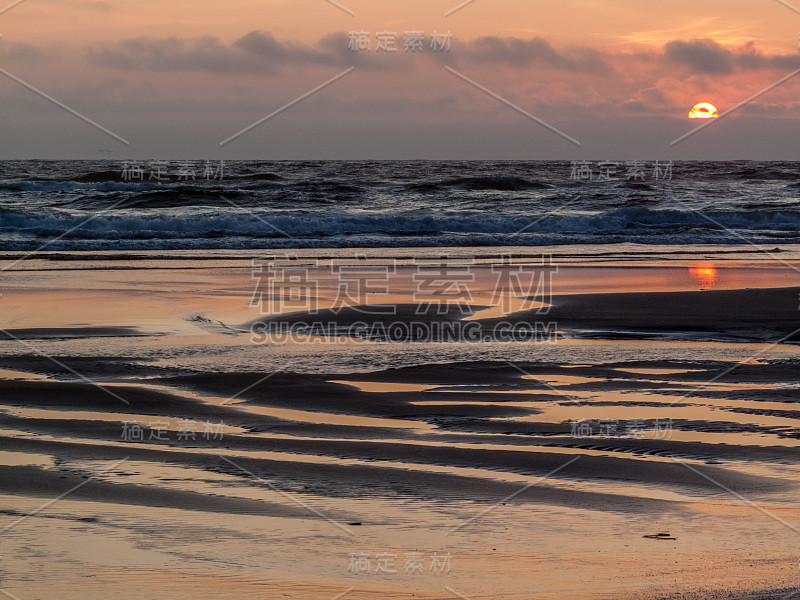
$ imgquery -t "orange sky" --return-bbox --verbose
[2,0,800,158]
[6,0,797,50]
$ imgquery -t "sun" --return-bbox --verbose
[688,102,719,119]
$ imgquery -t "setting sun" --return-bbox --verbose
[688,102,720,119]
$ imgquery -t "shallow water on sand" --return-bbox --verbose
[1,257,799,599]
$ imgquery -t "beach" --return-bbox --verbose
[1,250,799,599]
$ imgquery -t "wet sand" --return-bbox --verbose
[1,259,799,599]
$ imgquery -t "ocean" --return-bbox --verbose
[1,160,800,254]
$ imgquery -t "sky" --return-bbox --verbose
[2,0,800,159]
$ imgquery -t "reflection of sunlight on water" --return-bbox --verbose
[689,264,718,288]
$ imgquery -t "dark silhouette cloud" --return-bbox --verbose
[665,38,799,74]
[87,31,345,74]
[86,32,799,80]
[86,32,615,75]
[459,36,611,74]
[0,42,45,63]
[665,39,734,74]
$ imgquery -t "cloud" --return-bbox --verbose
[86,32,616,76]
[459,36,611,74]
[664,38,800,74]
[86,31,432,74]
[86,32,799,82]
[0,42,45,63]
[86,31,348,74]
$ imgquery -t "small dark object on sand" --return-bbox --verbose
[643,532,677,540]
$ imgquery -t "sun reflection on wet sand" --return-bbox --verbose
[689,264,719,288]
